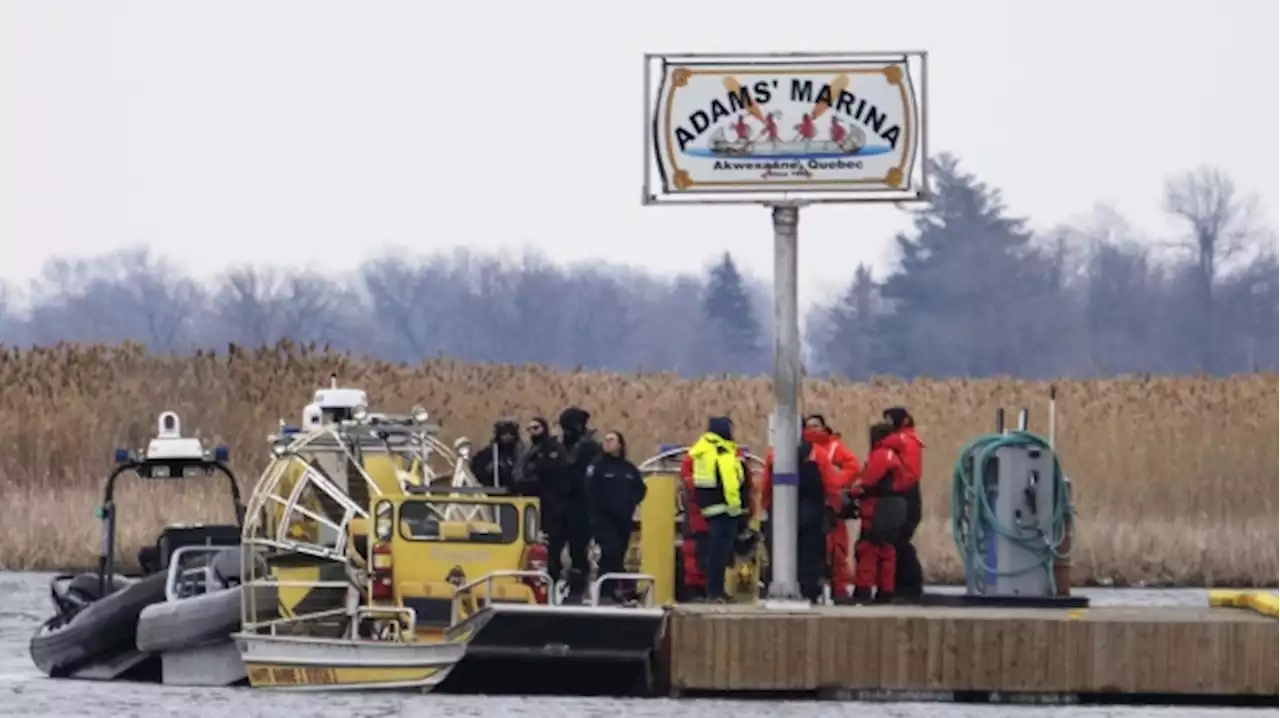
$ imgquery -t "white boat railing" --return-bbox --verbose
[438,441,495,524]
[164,545,230,602]
[637,445,767,521]
[589,572,657,608]
[449,569,555,625]
[239,565,357,636]
[349,605,417,640]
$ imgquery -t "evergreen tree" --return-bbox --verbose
[810,263,883,378]
[701,252,763,374]
[877,154,1052,377]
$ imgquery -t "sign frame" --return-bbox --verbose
[642,51,930,206]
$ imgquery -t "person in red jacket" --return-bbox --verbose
[679,442,754,600]
[848,422,909,603]
[802,414,860,601]
[882,407,925,600]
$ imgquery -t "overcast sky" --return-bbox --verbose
[2,0,1276,310]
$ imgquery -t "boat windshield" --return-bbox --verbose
[398,500,520,545]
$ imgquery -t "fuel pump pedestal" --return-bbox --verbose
[930,420,1089,610]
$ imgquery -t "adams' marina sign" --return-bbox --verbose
[643,52,928,204]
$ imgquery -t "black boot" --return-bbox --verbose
[872,590,896,604]
[565,568,587,603]
[895,588,922,604]
[851,587,873,604]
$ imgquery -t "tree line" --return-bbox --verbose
[2,154,1275,379]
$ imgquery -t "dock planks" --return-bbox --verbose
[663,603,1278,700]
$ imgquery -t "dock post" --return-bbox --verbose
[765,203,803,601]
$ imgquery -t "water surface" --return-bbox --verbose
[0,573,1271,718]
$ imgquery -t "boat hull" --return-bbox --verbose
[234,632,465,692]
[440,603,665,695]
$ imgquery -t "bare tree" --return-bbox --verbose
[22,247,205,351]
[211,266,358,349]
[211,267,285,347]
[1163,167,1260,372]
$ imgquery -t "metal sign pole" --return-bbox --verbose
[641,51,931,605]
[766,202,802,600]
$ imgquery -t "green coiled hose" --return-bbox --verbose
[950,431,1077,596]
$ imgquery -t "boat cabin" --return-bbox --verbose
[365,488,546,639]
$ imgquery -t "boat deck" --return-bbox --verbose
[662,603,1278,702]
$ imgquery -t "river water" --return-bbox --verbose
[0,572,1272,718]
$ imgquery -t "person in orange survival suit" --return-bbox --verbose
[882,407,925,601]
[760,424,847,601]
[847,422,910,603]
[679,439,754,600]
[801,414,861,602]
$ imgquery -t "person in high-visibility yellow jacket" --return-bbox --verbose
[686,416,745,602]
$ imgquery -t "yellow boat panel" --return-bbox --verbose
[245,662,447,689]
[272,565,322,617]
[362,454,407,496]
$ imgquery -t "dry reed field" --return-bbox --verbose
[0,342,1274,587]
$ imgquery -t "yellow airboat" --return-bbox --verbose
[232,379,772,694]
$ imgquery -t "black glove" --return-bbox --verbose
[839,490,860,519]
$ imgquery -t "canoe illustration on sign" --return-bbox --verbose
[686,122,891,160]
[648,56,923,197]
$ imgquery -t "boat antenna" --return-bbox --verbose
[330,372,338,389]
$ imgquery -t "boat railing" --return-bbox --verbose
[414,440,499,524]
[240,576,353,635]
[589,572,657,608]
[349,605,417,641]
[637,445,768,521]
[637,445,767,473]
[449,569,554,625]
[164,545,229,601]
[248,606,353,636]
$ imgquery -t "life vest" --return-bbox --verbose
[688,432,744,517]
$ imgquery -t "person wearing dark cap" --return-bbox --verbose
[470,418,526,491]
[555,406,601,599]
[519,416,570,568]
[882,407,925,600]
[679,427,756,601]
[684,416,745,603]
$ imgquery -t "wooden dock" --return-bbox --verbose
[661,603,1278,704]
